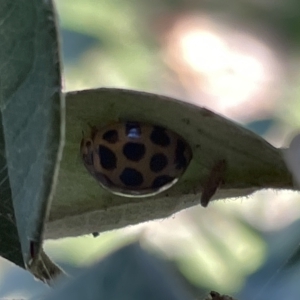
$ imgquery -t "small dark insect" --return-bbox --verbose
[209,291,236,300]
[201,159,226,207]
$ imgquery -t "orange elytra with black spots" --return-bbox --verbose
[80,121,192,197]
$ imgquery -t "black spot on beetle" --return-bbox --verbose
[150,153,168,172]
[150,126,170,147]
[152,175,174,189]
[125,122,141,139]
[102,130,118,143]
[123,142,146,161]
[99,145,117,170]
[174,139,187,169]
[120,168,143,186]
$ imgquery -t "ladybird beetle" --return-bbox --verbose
[80,121,192,197]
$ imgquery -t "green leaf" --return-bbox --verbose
[0,0,65,277]
[46,88,294,239]
[37,243,194,300]
[0,115,23,267]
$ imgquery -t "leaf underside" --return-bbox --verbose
[46,88,294,239]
